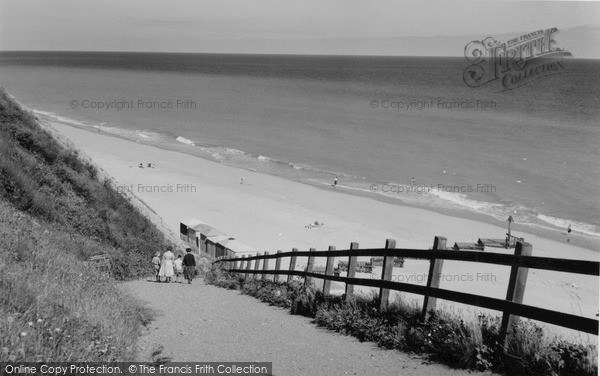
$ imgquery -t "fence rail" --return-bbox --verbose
[222,248,598,276]
[213,236,599,348]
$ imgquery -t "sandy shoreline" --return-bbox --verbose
[46,118,598,344]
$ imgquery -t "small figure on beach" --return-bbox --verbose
[411,177,416,185]
[333,177,338,188]
[183,248,196,284]
[173,255,184,283]
[139,163,144,168]
[152,252,161,282]
[240,178,245,184]
[158,246,175,283]
[567,225,572,234]
[305,221,325,229]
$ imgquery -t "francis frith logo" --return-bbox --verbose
[463,27,571,90]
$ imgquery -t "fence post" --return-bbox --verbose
[274,250,282,283]
[322,246,336,295]
[421,236,447,321]
[254,252,262,280]
[262,252,270,281]
[345,242,359,297]
[305,248,316,287]
[233,256,240,271]
[500,241,533,351]
[245,254,253,281]
[379,239,396,311]
[239,255,246,280]
[287,248,298,284]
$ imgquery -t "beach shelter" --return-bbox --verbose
[190,223,225,254]
[216,239,256,258]
[179,218,205,245]
[215,238,233,259]
[205,235,232,258]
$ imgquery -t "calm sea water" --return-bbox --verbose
[1,52,598,240]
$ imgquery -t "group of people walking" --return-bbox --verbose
[152,246,196,284]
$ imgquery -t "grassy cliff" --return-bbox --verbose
[0,88,167,361]
[0,88,166,278]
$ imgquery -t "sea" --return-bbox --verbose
[0,51,598,246]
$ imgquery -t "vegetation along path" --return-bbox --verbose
[124,278,496,376]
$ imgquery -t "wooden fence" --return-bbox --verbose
[213,236,599,347]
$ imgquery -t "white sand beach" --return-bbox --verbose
[47,119,598,344]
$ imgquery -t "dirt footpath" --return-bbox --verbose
[123,279,495,376]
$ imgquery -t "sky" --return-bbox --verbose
[1,0,599,58]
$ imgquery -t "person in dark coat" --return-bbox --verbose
[183,248,197,284]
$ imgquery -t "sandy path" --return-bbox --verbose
[123,278,496,376]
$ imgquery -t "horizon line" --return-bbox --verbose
[0,50,598,60]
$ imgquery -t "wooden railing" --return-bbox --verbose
[213,236,599,347]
